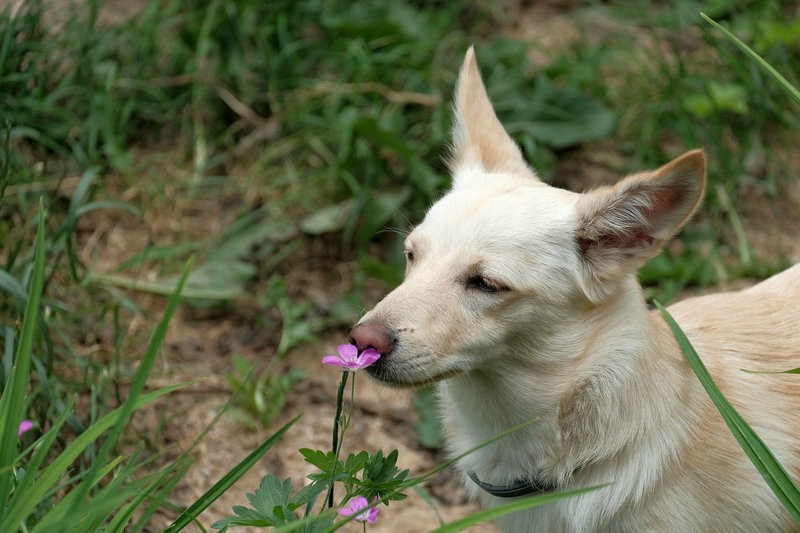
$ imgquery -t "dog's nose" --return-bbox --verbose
[349,321,394,355]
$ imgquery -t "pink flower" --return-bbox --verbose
[322,344,380,372]
[18,420,33,437]
[337,496,379,524]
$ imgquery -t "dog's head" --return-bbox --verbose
[351,47,706,387]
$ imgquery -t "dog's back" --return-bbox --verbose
[668,263,800,499]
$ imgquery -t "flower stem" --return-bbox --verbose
[327,371,349,508]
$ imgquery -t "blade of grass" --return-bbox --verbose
[742,367,800,375]
[62,167,101,281]
[654,301,800,524]
[0,198,46,512]
[701,13,800,107]
[64,257,195,517]
[163,413,303,533]
[430,485,607,533]
[411,484,445,527]
[0,125,10,202]
[714,184,752,270]
[90,271,241,300]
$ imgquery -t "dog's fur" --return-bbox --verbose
[350,47,800,532]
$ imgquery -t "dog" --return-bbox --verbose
[349,46,800,532]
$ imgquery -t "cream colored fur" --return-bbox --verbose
[353,47,800,532]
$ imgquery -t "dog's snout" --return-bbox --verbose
[349,321,395,356]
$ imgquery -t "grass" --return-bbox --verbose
[1,0,799,529]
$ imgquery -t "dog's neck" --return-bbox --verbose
[439,284,702,503]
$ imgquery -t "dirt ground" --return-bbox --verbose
[66,3,800,533]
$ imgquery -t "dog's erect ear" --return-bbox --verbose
[575,149,707,301]
[449,46,531,181]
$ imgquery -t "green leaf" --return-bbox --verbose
[342,451,369,476]
[358,187,411,242]
[358,449,410,501]
[0,269,28,309]
[291,480,329,510]
[246,475,295,523]
[708,81,748,114]
[655,301,800,524]
[299,199,356,236]
[683,93,714,119]
[1,397,73,527]
[299,449,339,474]
[213,474,335,531]
[182,259,255,298]
[208,213,298,263]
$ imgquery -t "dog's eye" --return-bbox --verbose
[404,250,414,263]
[466,275,507,293]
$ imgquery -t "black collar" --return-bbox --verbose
[468,470,557,498]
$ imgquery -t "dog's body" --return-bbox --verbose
[350,47,800,531]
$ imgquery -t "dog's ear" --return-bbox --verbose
[449,46,531,183]
[575,149,707,301]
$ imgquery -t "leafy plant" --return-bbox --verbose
[226,354,307,429]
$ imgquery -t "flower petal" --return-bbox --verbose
[365,507,380,524]
[337,344,359,361]
[357,348,381,367]
[348,495,368,510]
[18,420,33,437]
[322,355,346,367]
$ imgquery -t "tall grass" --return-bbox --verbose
[0,203,188,529]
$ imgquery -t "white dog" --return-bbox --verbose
[350,47,800,532]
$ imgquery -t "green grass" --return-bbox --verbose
[1,0,799,529]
